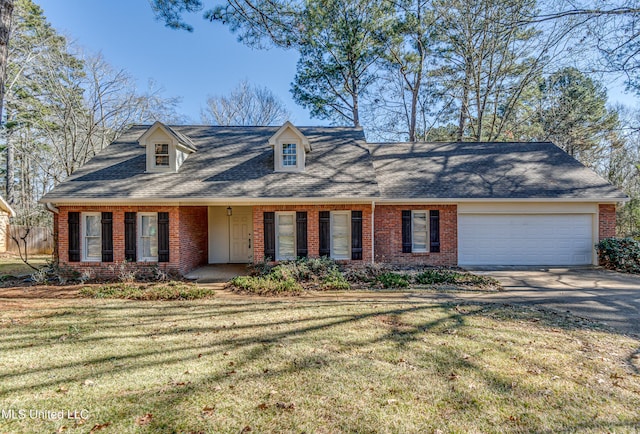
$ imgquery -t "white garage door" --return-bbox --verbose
[458,214,593,266]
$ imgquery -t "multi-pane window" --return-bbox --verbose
[276,212,295,260]
[282,143,297,167]
[331,211,350,259]
[82,213,101,261]
[412,211,429,253]
[139,213,158,261]
[155,143,169,167]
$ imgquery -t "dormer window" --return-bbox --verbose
[268,122,311,173]
[154,143,170,167]
[138,121,197,173]
[282,143,297,167]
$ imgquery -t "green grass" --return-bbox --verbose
[79,282,216,300]
[0,296,638,433]
[0,254,50,277]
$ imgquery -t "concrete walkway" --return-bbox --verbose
[184,264,249,283]
[456,268,640,337]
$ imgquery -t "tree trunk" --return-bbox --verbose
[5,109,13,204]
[0,0,14,204]
[457,64,471,142]
[0,0,13,124]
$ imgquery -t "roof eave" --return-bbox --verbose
[39,196,628,206]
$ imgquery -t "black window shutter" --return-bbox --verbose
[158,212,169,262]
[101,212,113,262]
[68,212,80,262]
[296,212,308,258]
[124,212,137,262]
[263,212,275,260]
[351,211,363,260]
[402,210,412,253]
[430,210,440,253]
[319,211,330,257]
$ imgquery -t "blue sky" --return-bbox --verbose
[36,0,318,125]
[35,1,639,127]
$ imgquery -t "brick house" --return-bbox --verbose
[40,121,626,276]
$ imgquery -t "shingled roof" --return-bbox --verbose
[369,141,627,200]
[41,125,626,203]
[41,125,379,201]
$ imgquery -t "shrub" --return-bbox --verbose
[321,268,351,290]
[415,268,500,288]
[230,275,303,295]
[596,237,640,273]
[80,281,215,300]
[415,269,460,285]
[232,257,350,294]
[376,272,410,289]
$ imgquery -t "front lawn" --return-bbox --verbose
[0,296,638,433]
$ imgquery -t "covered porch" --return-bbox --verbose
[207,205,253,264]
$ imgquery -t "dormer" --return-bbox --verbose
[137,121,197,173]
[268,121,311,172]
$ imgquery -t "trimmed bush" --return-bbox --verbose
[596,237,640,273]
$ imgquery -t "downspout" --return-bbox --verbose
[371,201,375,264]
[45,202,59,214]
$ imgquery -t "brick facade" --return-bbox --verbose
[599,204,617,240]
[53,202,618,276]
[253,204,373,263]
[56,205,208,277]
[374,204,457,266]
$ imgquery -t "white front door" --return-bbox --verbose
[230,212,252,263]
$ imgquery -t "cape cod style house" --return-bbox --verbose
[40,121,626,277]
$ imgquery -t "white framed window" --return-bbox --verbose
[154,143,170,167]
[276,212,296,260]
[282,143,297,167]
[331,211,351,260]
[412,210,429,253]
[138,213,158,261]
[81,212,101,262]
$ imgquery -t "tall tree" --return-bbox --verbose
[2,0,182,224]
[291,0,388,126]
[201,80,290,125]
[521,2,640,93]
[536,67,619,163]
[0,0,13,203]
[3,0,75,207]
[433,0,559,142]
[0,0,13,124]
[373,0,437,141]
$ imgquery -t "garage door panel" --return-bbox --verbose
[459,214,593,266]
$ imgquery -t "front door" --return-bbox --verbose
[229,212,252,263]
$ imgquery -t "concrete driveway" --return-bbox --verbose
[464,268,640,337]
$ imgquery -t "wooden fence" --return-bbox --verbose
[7,225,54,255]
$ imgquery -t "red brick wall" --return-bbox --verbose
[374,204,457,266]
[55,205,208,277]
[178,206,208,273]
[599,204,617,240]
[253,204,373,263]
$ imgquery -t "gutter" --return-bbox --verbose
[45,202,59,214]
[38,196,628,206]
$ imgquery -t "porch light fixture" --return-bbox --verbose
[226,206,232,216]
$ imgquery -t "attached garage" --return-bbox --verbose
[458,204,597,266]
